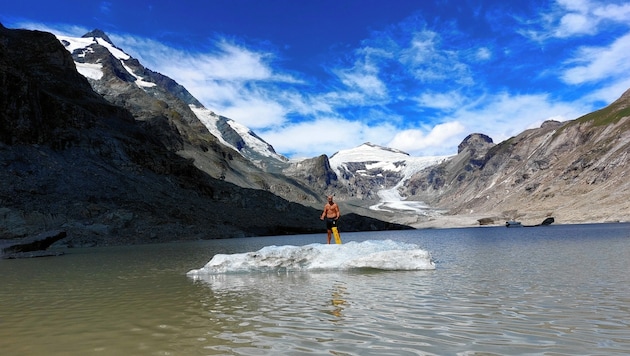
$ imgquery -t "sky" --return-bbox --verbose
[2,0,630,159]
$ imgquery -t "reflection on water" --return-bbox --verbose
[330,282,348,318]
[1,223,629,355]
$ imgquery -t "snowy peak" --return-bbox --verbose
[59,31,130,61]
[330,142,410,163]
[327,142,451,206]
[82,29,115,46]
[56,29,287,167]
[329,142,449,178]
[190,105,287,164]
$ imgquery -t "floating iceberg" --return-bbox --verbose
[186,240,435,275]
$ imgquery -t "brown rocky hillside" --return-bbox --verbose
[402,89,630,227]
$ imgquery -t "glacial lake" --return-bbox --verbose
[1,222,629,355]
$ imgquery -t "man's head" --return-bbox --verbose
[327,195,333,203]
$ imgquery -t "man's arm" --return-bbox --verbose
[320,205,328,220]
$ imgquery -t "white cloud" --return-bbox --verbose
[400,30,473,85]
[169,42,273,81]
[555,12,597,37]
[524,0,630,40]
[449,92,591,145]
[416,91,465,111]
[387,121,466,155]
[476,47,492,61]
[10,21,88,38]
[593,2,630,21]
[583,77,630,104]
[220,98,287,129]
[113,35,295,82]
[259,117,398,159]
[369,92,599,157]
[561,32,630,84]
[557,0,591,13]
[336,67,388,99]
[331,45,392,102]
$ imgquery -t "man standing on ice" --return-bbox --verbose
[320,195,340,244]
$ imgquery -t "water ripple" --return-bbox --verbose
[2,225,630,354]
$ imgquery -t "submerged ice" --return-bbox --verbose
[186,240,435,275]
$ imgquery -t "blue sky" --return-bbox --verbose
[2,0,630,159]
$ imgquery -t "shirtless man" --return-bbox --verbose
[320,195,340,244]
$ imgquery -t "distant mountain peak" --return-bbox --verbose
[330,142,410,162]
[55,31,288,168]
[82,29,114,46]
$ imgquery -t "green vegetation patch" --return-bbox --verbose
[554,103,630,138]
[576,104,630,126]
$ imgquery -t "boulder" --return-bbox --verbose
[1,230,66,258]
[539,217,555,226]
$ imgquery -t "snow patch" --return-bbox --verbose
[190,105,286,161]
[189,105,238,151]
[121,62,156,88]
[75,62,103,80]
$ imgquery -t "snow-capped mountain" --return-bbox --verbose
[56,28,454,216]
[7,26,628,233]
[0,25,415,242]
[53,29,325,207]
[53,29,463,219]
[57,30,287,167]
[329,143,451,214]
[190,106,288,168]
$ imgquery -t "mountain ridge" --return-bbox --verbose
[1,24,627,247]
[63,27,630,228]
[0,24,411,245]
[57,29,317,202]
[401,96,630,227]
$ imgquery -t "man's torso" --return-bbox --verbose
[325,203,339,218]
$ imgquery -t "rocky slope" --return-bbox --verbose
[60,29,320,205]
[3,24,626,243]
[61,28,629,229]
[0,24,410,246]
[401,91,630,227]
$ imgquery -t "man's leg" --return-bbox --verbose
[327,230,332,244]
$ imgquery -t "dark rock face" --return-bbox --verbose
[540,217,555,226]
[284,155,340,189]
[457,133,493,154]
[0,25,133,146]
[1,230,66,258]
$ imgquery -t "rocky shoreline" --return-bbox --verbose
[409,213,628,230]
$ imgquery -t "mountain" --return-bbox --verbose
[401,92,630,226]
[58,27,630,228]
[328,143,449,217]
[0,24,411,244]
[2,23,626,245]
[57,30,303,197]
[328,143,449,200]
